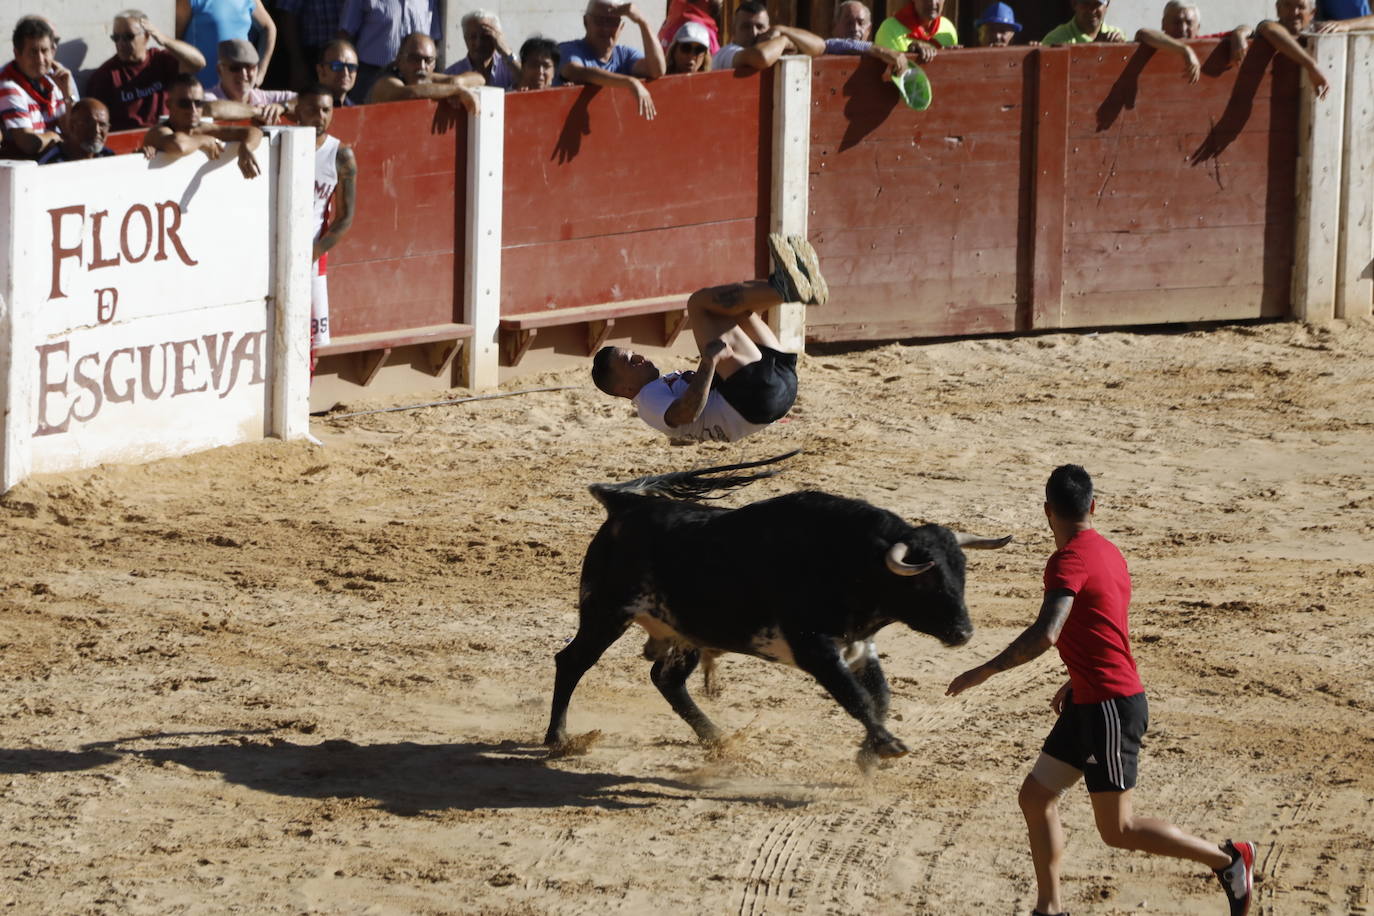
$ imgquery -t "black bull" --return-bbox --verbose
[544,453,1010,766]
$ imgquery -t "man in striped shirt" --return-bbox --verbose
[0,17,76,158]
[947,465,1257,916]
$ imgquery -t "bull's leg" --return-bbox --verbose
[544,615,630,747]
[650,650,723,744]
[789,635,908,760]
[850,642,890,724]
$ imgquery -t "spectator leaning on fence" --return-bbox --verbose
[517,37,559,90]
[975,2,1021,46]
[367,32,484,110]
[38,98,115,164]
[141,71,263,180]
[336,0,441,104]
[177,0,277,88]
[275,0,345,90]
[86,10,207,132]
[1255,0,1331,96]
[822,2,914,80]
[317,39,360,107]
[659,0,721,55]
[714,2,826,72]
[1042,0,1127,45]
[447,10,518,91]
[206,38,297,123]
[0,17,74,159]
[558,0,666,120]
[667,21,713,73]
[873,0,957,63]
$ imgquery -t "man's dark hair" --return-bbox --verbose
[299,82,335,103]
[1046,464,1093,520]
[519,36,559,67]
[13,16,55,51]
[591,346,618,395]
[736,0,769,16]
[318,38,357,63]
[168,71,200,92]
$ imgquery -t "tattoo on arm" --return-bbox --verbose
[986,592,1074,672]
[316,146,357,257]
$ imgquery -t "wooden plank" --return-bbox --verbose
[1063,227,1268,293]
[1337,32,1374,320]
[326,254,457,337]
[501,219,760,315]
[1065,191,1271,234]
[1030,47,1070,330]
[500,294,690,329]
[1291,33,1347,321]
[313,323,473,357]
[1060,284,1286,328]
[806,301,1019,342]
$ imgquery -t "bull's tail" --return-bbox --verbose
[590,450,800,507]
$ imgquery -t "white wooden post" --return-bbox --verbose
[464,85,504,389]
[769,55,812,352]
[1292,33,1347,322]
[1337,31,1374,321]
[0,162,36,493]
[269,127,314,440]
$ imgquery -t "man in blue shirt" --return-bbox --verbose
[447,9,518,90]
[558,0,665,119]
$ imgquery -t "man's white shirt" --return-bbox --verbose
[632,372,768,443]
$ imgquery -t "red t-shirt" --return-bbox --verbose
[86,48,183,132]
[1043,529,1143,703]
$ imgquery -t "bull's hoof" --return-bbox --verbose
[873,736,909,759]
[856,745,879,776]
[543,729,567,748]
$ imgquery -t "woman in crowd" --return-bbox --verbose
[666,21,712,74]
[516,36,559,90]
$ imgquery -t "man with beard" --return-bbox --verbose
[39,98,115,164]
[366,32,483,112]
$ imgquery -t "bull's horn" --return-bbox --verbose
[954,533,1013,550]
[886,543,935,577]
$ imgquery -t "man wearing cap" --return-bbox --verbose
[714,1,825,72]
[206,38,297,123]
[316,39,360,107]
[666,21,713,73]
[38,99,116,164]
[1042,0,1126,45]
[558,0,666,120]
[447,10,517,90]
[367,32,484,109]
[86,10,207,132]
[975,2,1021,46]
[873,0,957,63]
[590,234,826,445]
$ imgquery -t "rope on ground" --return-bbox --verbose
[323,386,576,421]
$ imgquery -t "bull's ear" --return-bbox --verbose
[954,532,1013,550]
[885,542,935,577]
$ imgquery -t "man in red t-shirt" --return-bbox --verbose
[947,465,1256,916]
[86,11,206,132]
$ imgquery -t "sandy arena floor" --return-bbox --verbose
[1,319,1371,915]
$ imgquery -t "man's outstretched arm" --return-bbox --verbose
[945,590,1074,696]
[1255,20,1330,97]
[559,63,656,118]
[1135,28,1200,82]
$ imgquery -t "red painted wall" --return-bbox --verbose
[500,69,774,315]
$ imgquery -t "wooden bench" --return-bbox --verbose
[499,295,690,367]
[314,322,474,386]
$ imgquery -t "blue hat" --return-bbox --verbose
[975,1,1022,30]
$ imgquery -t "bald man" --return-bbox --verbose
[366,32,483,111]
[38,98,115,164]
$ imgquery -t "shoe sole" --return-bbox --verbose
[788,234,829,306]
[767,232,811,304]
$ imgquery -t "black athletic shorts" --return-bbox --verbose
[713,346,798,425]
[1041,692,1148,793]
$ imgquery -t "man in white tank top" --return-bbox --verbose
[294,85,357,369]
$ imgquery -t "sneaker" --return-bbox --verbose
[1215,839,1255,916]
[767,232,812,304]
[788,234,829,306]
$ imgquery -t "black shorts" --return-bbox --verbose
[713,346,798,425]
[1041,692,1148,793]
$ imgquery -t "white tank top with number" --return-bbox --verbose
[312,134,341,240]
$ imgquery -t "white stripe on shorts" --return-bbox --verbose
[1101,700,1123,788]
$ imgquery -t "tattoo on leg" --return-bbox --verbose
[714,284,745,312]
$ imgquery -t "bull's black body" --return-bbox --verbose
[544,453,1006,766]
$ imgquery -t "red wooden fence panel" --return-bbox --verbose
[324,100,467,338]
[501,70,773,316]
[806,50,1032,342]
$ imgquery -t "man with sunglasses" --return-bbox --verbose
[87,9,207,132]
[206,38,297,124]
[366,32,483,110]
[558,0,666,120]
[141,71,263,180]
[316,39,360,107]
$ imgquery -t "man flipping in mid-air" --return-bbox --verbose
[591,234,826,443]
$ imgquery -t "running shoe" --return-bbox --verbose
[1215,839,1256,916]
[788,234,829,306]
[767,232,812,304]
